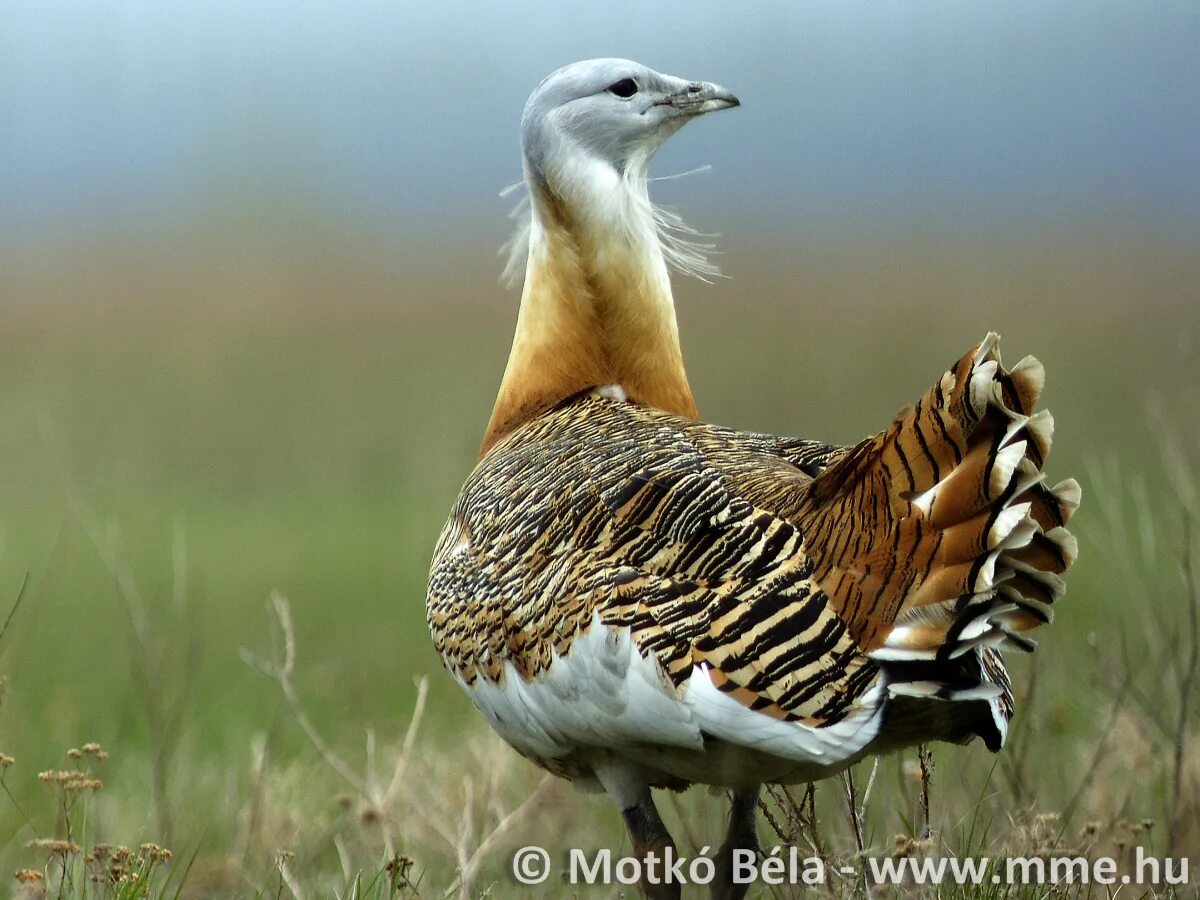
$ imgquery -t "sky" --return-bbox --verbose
[2,0,1198,239]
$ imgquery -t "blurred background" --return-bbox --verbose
[1,0,1198,889]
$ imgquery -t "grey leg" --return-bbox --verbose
[595,762,680,900]
[712,785,760,900]
[620,792,681,900]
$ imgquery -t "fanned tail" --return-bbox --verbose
[799,333,1080,748]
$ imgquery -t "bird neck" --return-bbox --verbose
[480,163,697,456]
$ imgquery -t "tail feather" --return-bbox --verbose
[798,333,1079,747]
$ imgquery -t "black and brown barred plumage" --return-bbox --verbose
[426,59,1080,900]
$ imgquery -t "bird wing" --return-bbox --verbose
[428,394,883,766]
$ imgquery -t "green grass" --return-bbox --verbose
[1,221,1197,897]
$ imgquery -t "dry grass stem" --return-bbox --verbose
[242,593,371,799]
[0,572,30,651]
[448,773,556,900]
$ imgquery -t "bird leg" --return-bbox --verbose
[596,762,681,900]
[619,790,681,900]
[711,785,761,900]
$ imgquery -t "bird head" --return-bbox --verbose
[521,58,739,190]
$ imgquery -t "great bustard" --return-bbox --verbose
[426,58,1080,900]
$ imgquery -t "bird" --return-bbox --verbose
[426,58,1080,900]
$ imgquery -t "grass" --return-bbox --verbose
[0,220,1198,897]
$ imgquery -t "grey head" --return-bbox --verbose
[521,58,739,186]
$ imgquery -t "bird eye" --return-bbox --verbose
[607,78,638,99]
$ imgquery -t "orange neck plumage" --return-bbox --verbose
[481,180,696,456]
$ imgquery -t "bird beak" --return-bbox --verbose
[661,80,741,116]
